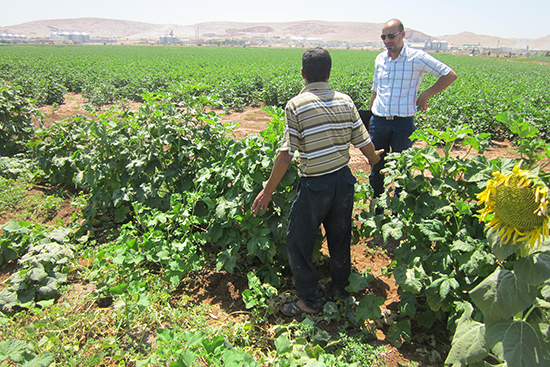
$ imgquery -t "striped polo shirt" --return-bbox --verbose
[280,82,372,177]
[371,42,454,117]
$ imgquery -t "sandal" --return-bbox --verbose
[280,301,318,317]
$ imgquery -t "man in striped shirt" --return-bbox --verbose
[252,48,383,316]
[369,19,457,211]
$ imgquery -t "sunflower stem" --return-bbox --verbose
[523,305,536,321]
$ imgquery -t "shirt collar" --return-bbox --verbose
[385,40,409,60]
[300,81,331,94]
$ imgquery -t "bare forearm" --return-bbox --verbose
[252,150,292,216]
[369,91,377,109]
[417,70,457,109]
[360,142,383,166]
[264,151,291,194]
[425,71,457,98]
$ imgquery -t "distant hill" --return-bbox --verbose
[1,18,549,50]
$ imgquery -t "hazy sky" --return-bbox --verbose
[1,0,549,39]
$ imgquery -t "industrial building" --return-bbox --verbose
[50,30,90,43]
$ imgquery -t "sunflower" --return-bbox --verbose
[476,164,549,249]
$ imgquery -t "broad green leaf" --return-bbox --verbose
[28,267,48,283]
[156,328,174,343]
[17,289,35,306]
[470,268,537,323]
[21,352,54,367]
[183,331,206,347]
[137,294,150,307]
[37,277,58,297]
[445,312,488,366]
[487,320,546,367]
[542,284,550,301]
[399,291,417,318]
[221,349,259,366]
[463,155,493,182]
[242,289,256,309]
[274,335,291,355]
[114,205,131,222]
[305,343,325,359]
[345,272,375,293]
[47,227,72,244]
[381,220,403,242]
[416,310,436,328]
[386,319,411,348]
[487,228,522,261]
[355,293,384,323]
[0,339,28,363]
[393,262,426,294]
[440,277,460,299]
[514,252,550,286]
[419,219,447,242]
[109,283,128,295]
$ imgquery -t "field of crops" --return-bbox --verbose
[1,45,550,139]
[1,45,550,366]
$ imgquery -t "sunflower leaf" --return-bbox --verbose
[470,268,537,323]
[514,251,550,286]
[445,309,488,366]
[486,320,547,367]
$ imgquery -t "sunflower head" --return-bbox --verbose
[476,164,549,250]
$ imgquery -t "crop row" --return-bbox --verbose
[1,45,549,139]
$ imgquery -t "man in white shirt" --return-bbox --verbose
[369,19,457,212]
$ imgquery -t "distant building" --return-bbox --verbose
[51,30,90,43]
[0,33,27,42]
[159,30,181,45]
[425,39,448,51]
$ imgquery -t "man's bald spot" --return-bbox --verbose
[384,19,404,32]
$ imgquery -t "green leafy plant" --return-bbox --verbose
[0,82,38,156]
[445,143,550,366]
[137,328,260,367]
[356,126,502,346]
[0,223,74,310]
[0,339,53,367]
[242,271,278,322]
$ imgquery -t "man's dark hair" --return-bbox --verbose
[302,48,331,83]
[396,20,405,32]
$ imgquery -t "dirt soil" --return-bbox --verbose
[2,94,526,366]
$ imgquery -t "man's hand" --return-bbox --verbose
[250,150,292,217]
[367,149,385,166]
[416,91,430,110]
[252,189,272,217]
[360,143,384,166]
[417,70,457,111]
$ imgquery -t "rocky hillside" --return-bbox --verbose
[1,18,549,50]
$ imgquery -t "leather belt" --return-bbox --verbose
[375,115,405,120]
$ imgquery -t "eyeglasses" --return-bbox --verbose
[380,31,402,41]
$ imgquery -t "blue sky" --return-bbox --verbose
[1,0,549,39]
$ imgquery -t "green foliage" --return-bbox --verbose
[495,111,550,169]
[89,194,206,299]
[3,46,550,140]
[272,318,382,366]
[0,339,54,366]
[137,328,261,367]
[356,126,506,342]
[242,271,278,322]
[0,222,74,310]
[446,240,550,366]
[0,82,38,156]
[444,113,550,366]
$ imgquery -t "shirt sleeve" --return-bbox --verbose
[420,52,453,77]
[279,103,301,153]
